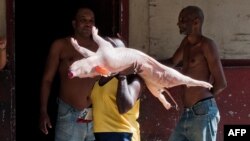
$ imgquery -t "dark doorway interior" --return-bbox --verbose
[16,0,121,140]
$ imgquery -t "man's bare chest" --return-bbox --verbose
[183,45,206,68]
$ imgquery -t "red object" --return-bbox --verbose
[76,118,92,123]
[94,66,110,75]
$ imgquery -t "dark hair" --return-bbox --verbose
[182,6,204,24]
[70,2,96,21]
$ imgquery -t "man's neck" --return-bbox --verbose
[187,34,203,46]
[74,35,93,44]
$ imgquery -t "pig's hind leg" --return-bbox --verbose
[146,82,172,110]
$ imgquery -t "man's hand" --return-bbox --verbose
[39,112,52,135]
[119,62,143,76]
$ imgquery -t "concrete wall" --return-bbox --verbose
[129,0,150,53]
[129,0,250,60]
[0,0,6,37]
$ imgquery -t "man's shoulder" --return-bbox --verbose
[48,37,71,53]
[202,36,216,45]
[201,36,220,55]
[53,37,70,43]
[51,37,70,47]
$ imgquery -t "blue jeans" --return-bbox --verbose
[168,98,220,141]
[55,98,95,141]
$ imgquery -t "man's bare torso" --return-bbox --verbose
[58,37,98,110]
[182,37,213,107]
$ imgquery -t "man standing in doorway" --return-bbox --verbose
[39,7,97,141]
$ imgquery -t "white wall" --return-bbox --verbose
[129,0,150,54]
[0,0,6,37]
[129,0,250,59]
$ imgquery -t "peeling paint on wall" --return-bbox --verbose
[130,0,250,59]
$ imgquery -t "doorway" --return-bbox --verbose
[15,0,128,140]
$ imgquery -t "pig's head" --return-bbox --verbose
[68,57,99,78]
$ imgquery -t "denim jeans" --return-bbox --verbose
[55,98,95,141]
[168,98,220,141]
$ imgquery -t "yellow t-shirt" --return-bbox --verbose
[91,77,140,141]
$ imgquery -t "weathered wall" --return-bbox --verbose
[139,67,250,141]
[129,0,250,60]
[129,0,150,53]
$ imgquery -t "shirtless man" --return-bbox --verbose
[39,7,98,141]
[165,6,227,141]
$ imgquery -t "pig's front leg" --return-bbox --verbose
[70,37,95,57]
[92,26,113,49]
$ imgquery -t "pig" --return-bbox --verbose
[69,26,213,110]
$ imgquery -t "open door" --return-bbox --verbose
[15,0,128,140]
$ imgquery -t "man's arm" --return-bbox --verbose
[39,39,62,134]
[204,40,227,96]
[162,38,186,67]
[116,74,143,114]
[98,73,118,86]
